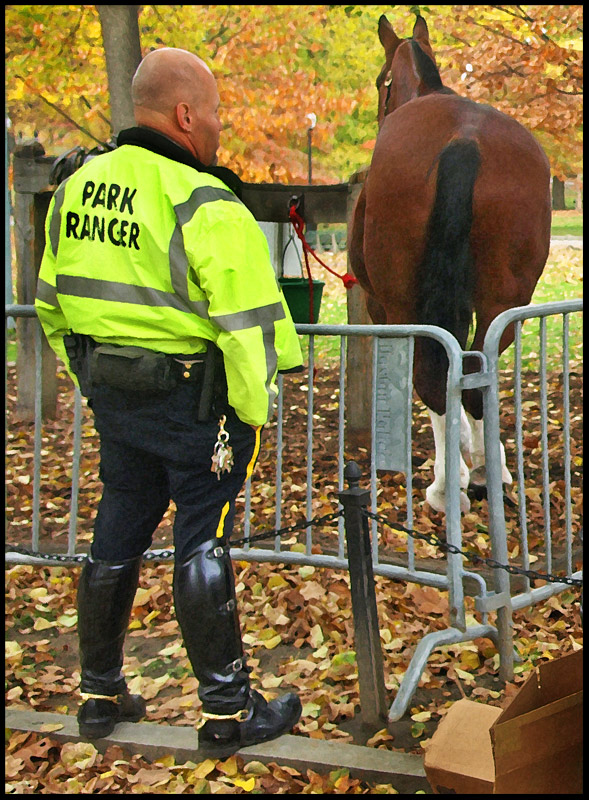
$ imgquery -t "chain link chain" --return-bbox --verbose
[4,511,343,566]
[362,509,583,587]
[229,510,343,549]
[5,507,582,587]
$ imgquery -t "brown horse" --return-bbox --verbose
[349,14,551,513]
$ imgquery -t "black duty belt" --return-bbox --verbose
[63,333,222,420]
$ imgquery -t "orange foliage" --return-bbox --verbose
[5,5,583,183]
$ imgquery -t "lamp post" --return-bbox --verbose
[306,112,316,185]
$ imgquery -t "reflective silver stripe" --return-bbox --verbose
[212,302,286,332]
[214,303,283,421]
[49,182,69,257]
[170,185,241,301]
[262,323,279,421]
[36,278,59,308]
[55,274,209,316]
[169,222,191,299]
[175,186,241,226]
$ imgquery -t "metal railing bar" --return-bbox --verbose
[539,316,552,572]
[370,337,379,563]
[274,373,284,553]
[32,323,43,550]
[305,335,315,556]
[337,336,346,559]
[514,321,530,591]
[562,314,573,575]
[406,335,415,571]
[67,388,83,556]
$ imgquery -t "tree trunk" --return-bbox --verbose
[575,176,583,212]
[552,176,566,210]
[96,5,142,135]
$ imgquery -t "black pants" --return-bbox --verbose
[88,381,260,563]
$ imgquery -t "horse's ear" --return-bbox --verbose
[412,15,430,44]
[378,15,401,53]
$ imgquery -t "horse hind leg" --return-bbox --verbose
[425,409,471,515]
[463,312,515,489]
[467,413,513,487]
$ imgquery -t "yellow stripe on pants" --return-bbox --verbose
[215,501,230,539]
[245,426,262,481]
[215,427,261,539]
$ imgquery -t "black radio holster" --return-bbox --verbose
[63,332,95,397]
[197,341,219,421]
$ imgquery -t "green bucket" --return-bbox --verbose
[278,277,325,324]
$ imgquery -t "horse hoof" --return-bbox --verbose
[425,487,471,514]
[425,487,445,514]
[468,482,488,502]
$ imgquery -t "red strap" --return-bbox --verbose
[288,203,359,289]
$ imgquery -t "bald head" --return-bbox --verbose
[132,48,213,115]
[130,48,223,165]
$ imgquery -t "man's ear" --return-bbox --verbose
[176,102,192,131]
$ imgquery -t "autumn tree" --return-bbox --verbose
[435,4,583,181]
[4,5,583,184]
[97,5,142,135]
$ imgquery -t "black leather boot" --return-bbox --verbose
[77,554,147,739]
[174,539,302,758]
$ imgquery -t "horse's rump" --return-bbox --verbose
[359,92,550,415]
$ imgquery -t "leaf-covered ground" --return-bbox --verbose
[5,249,583,794]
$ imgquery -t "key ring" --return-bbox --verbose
[218,414,229,443]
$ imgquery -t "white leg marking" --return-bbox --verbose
[500,439,513,485]
[468,414,485,472]
[460,405,473,466]
[467,413,512,485]
[426,410,470,514]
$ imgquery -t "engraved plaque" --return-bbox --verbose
[374,338,411,473]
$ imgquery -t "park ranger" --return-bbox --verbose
[35,47,303,756]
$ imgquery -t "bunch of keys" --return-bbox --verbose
[211,415,234,479]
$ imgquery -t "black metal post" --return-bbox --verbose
[338,461,388,728]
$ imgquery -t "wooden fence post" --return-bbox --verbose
[12,141,57,421]
[346,173,372,449]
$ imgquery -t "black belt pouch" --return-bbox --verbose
[90,343,178,393]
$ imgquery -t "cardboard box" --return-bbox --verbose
[424,649,583,794]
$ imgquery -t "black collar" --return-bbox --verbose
[116,126,244,200]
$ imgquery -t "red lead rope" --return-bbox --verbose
[287,202,359,325]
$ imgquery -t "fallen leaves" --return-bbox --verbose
[5,732,404,794]
[5,251,583,792]
[410,586,449,616]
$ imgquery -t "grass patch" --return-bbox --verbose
[6,325,17,363]
[551,211,583,238]
[498,246,583,371]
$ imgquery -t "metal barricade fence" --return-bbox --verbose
[482,300,583,682]
[5,301,583,721]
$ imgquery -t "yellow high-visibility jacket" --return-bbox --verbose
[35,131,302,426]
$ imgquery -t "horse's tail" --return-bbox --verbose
[416,138,481,383]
